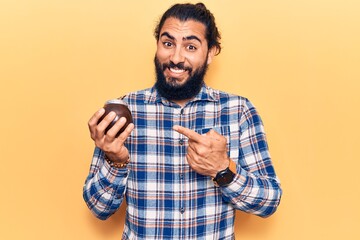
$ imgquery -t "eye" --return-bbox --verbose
[187,45,197,51]
[163,41,173,48]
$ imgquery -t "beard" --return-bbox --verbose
[154,56,208,101]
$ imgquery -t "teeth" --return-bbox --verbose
[170,68,185,73]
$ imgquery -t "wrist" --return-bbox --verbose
[104,154,130,168]
[212,158,233,178]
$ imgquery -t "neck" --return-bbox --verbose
[172,98,191,108]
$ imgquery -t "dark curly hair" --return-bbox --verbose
[154,2,221,55]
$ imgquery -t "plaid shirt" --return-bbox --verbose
[83,85,282,239]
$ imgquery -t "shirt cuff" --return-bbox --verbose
[219,166,249,197]
[99,157,130,186]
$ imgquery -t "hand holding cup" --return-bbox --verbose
[97,99,133,137]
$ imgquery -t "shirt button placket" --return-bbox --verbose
[180,207,185,214]
[179,108,186,217]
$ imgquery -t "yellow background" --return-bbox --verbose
[1,0,359,239]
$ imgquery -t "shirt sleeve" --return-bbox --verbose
[83,147,129,220]
[220,98,282,217]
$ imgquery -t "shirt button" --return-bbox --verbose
[179,139,184,145]
[180,173,184,179]
[180,207,185,214]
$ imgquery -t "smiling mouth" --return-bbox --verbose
[169,67,185,74]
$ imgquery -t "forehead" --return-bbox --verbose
[160,17,207,40]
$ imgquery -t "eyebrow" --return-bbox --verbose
[160,32,202,44]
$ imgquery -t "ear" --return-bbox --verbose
[206,46,217,65]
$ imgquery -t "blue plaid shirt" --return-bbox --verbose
[83,85,282,239]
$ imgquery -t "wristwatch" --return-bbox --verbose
[213,163,236,187]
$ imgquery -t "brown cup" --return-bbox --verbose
[97,99,133,137]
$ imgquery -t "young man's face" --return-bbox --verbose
[154,17,215,101]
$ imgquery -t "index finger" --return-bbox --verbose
[88,108,105,128]
[173,125,202,142]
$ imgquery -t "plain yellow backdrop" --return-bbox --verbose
[1,0,359,239]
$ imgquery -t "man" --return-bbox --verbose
[84,3,282,239]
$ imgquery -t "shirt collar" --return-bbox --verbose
[145,84,219,106]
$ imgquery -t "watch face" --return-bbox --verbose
[214,168,235,187]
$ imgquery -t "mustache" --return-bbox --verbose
[162,61,192,72]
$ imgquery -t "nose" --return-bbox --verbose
[170,47,185,64]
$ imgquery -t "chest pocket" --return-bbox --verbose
[195,126,231,148]
[196,125,241,160]
[196,126,229,135]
